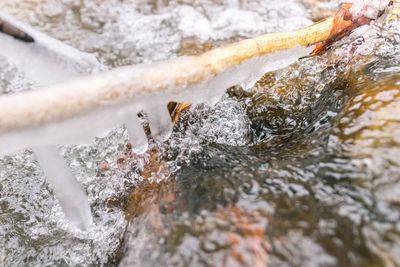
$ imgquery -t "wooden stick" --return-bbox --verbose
[4,0,396,135]
[0,18,335,134]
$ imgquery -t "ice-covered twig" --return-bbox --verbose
[0,1,392,149]
[0,19,334,135]
[347,0,390,20]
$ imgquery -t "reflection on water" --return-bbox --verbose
[1,1,400,267]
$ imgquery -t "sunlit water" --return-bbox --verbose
[1,1,400,267]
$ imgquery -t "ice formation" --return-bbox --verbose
[32,146,93,229]
[0,12,107,230]
[0,46,311,155]
[0,131,131,266]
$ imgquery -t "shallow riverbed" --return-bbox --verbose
[1,1,400,266]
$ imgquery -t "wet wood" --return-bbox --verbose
[0,17,33,42]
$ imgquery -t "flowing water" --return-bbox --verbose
[1,1,400,267]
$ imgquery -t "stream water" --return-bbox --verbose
[1,1,400,267]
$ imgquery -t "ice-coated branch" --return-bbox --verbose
[0,19,334,133]
[0,1,393,145]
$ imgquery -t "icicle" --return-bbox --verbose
[146,104,173,141]
[0,47,311,156]
[32,146,93,230]
[125,115,149,154]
